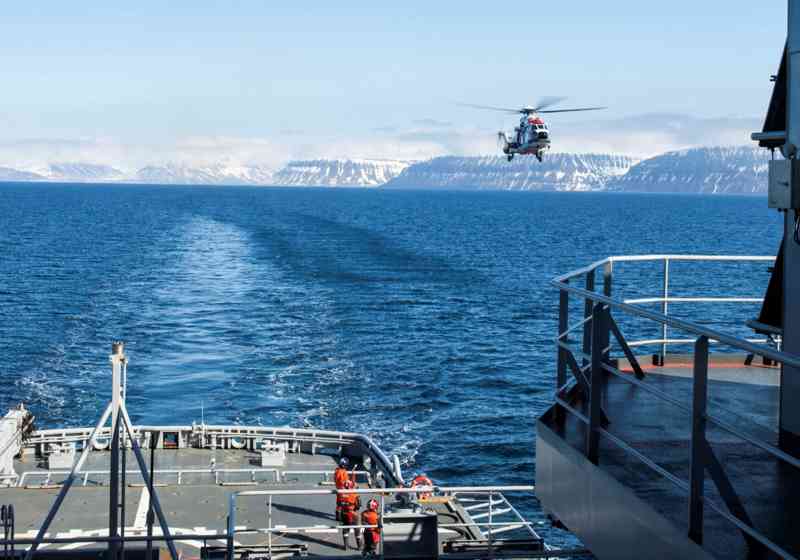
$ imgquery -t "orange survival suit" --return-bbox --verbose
[361,508,381,555]
[334,466,352,489]
[336,480,362,549]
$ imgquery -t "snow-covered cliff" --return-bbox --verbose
[271,159,411,187]
[0,147,774,193]
[385,154,636,191]
[44,163,124,183]
[608,146,770,194]
[131,163,273,185]
[0,167,46,181]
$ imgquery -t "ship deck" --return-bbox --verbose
[1,433,536,559]
[6,450,358,556]
[542,354,797,559]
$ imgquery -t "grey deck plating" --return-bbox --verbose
[2,445,506,558]
[6,451,345,554]
[540,355,791,559]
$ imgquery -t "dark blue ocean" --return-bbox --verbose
[0,183,782,544]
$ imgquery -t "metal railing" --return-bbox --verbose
[20,423,400,489]
[280,469,371,485]
[0,486,554,559]
[553,254,800,558]
[227,485,537,560]
[555,255,775,363]
[17,467,280,487]
[16,468,372,488]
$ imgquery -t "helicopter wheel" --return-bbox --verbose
[507,154,513,162]
[536,153,543,163]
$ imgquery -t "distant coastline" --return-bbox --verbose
[0,146,770,195]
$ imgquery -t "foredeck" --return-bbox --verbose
[6,449,353,556]
[0,426,540,559]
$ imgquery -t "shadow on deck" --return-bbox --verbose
[537,354,800,560]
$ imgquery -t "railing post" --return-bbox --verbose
[487,491,494,560]
[556,283,570,424]
[226,514,233,560]
[587,303,607,464]
[557,284,569,390]
[582,271,596,367]
[267,495,273,558]
[660,258,670,365]
[688,335,709,544]
[226,494,236,560]
[379,493,385,560]
[603,260,613,297]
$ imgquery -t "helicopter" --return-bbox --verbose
[462,98,606,162]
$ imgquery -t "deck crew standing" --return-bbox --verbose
[336,479,362,550]
[410,473,434,500]
[335,457,353,489]
[361,499,381,557]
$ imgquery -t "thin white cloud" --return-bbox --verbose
[553,114,762,157]
[0,113,764,172]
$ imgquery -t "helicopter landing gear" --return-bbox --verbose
[536,152,543,163]
[507,154,514,162]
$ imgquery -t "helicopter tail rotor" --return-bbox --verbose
[497,131,510,152]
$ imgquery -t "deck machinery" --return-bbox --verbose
[535,2,800,558]
[0,342,555,560]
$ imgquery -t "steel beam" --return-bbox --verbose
[582,272,595,368]
[564,350,610,426]
[660,258,670,364]
[608,313,645,379]
[118,404,179,560]
[688,336,708,544]
[555,286,569,424]
[557,287,569,390]
[24,402,112,560]
[704,440,765,556]
[108,415,121,560]
[587,303,606,464]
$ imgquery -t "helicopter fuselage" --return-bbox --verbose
[465,100,604,162]
[499,114,550,161]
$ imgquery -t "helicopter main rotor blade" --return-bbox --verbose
[533,96,568,112]
[538,106,607,114]
[456,102,521,114]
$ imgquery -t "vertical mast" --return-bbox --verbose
[109,342,126,560]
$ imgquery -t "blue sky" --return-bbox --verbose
[0,1,788,168]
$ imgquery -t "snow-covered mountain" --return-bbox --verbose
[0,148,774,193]
[385,154,636,191]
[271,159,411,187]
[607,146,770,194]
[0,167,45,181]
[43,163,124,183]
[131,163,273,185]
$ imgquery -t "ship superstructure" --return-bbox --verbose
[535,3,800,556]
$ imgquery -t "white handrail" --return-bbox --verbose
[555,254,783,360]
[234,485,534,497]
[18,467,280,487]
[227,484,538,560]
